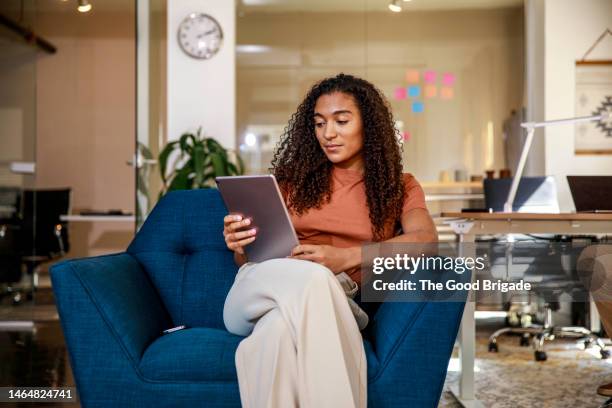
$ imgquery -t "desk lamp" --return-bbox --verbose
[504,106,612,213]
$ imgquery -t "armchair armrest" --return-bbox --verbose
[50,252,171,366]
[365,260,469,379]
[366,300,465,407]
[369,301,464,374]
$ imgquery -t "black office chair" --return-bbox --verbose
[486,238,609,361]
[18,189,71,303]
[483,178,607,361]
[0,187,23,304]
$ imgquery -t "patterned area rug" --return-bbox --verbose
[439,333,612,407]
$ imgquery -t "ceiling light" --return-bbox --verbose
[388,0,402,12]
[245,133,257,147]
[77,0,92,13]
[236,45,272,54]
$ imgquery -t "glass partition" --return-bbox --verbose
[236,1,524,215]
[1,0,135,391]
[0,0,38,307]
[0,0,39,387]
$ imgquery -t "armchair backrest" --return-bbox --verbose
[127,189,237,329]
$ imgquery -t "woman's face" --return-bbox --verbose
[313,92,365,170]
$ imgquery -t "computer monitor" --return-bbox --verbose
[567,176,612,212]
[484,176,559,213]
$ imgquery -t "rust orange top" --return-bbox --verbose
[286,167,427,285]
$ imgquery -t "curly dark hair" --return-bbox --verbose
[271,73,405,241]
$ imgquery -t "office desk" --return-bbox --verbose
[441,212,612,407]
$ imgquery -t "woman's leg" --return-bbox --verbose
[234,308,300,408]
[223,258,367,408]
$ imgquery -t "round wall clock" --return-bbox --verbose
[177,13,223,60]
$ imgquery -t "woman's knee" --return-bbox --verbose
[224,308,251,337]
[291,260,337,290]
[261,258,335,290]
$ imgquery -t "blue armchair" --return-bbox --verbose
[51,189,465,407]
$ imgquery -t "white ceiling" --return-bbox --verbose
[239,0,524,13]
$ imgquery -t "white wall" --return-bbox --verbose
[543,0,612,211]
[167,0,235,147]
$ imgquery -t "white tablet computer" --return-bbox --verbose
[215,175,299,263]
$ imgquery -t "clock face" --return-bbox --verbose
[178,13,223,60]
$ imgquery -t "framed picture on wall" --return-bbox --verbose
[575,61,612,155]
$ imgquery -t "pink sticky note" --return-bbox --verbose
[405,70,420,83]
[402,131,411,141]
[424,85,437,98]
[442,72,456,86]
[424,70,436,84]
[394,87,407,100]
[440,87,454,100]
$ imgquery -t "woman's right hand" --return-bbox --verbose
[223,214,257,255]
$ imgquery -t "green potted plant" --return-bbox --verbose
[158,128,245,197]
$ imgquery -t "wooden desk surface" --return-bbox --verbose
[441,212,612,221]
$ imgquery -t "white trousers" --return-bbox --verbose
[223,258,367,408]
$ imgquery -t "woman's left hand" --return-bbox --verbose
[289,244,354,274]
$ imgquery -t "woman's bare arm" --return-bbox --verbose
[385,208,438,243]
[234,251,248,267]
[321,208,438,271]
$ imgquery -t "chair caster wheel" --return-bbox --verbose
[600,349,610,359]
[534,351,547,361]
[520,335,530,347]
[488,342,498,352]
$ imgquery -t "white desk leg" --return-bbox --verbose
[452,233,483,407]
[590,295,602,333]
[458,292,476,401]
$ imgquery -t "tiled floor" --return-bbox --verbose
[0,274,78,407]
[0,321,77,407]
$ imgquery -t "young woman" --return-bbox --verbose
[222,73,437,408]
